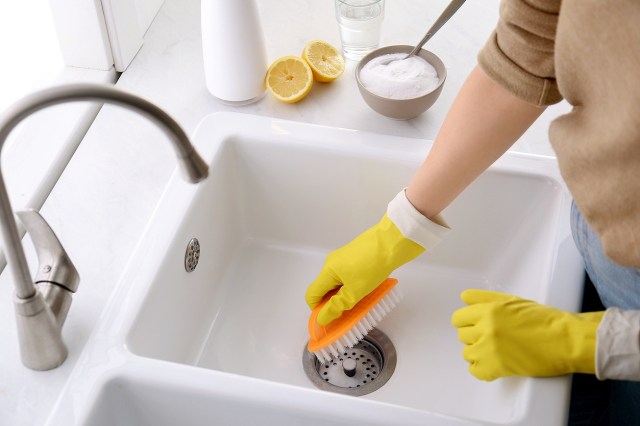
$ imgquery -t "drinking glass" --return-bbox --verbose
[335,0,385,61]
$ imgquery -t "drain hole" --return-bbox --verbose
[302,328,397,397]
[184,238,201,272]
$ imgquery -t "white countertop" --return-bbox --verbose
[0,0,571,425]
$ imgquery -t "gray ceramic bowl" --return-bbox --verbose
[355,45,446,120]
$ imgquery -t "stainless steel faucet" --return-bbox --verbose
[0,84,209,370]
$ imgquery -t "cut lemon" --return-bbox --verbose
[265,56,313,103]
[302,40,345,82]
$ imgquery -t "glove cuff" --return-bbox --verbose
[569,311,604,374]
[387,189,451,249]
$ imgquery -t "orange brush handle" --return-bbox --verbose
[307,278,398,352]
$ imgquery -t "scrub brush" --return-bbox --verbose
[307,278,402,363]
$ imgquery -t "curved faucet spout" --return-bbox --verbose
[0,83,209,369]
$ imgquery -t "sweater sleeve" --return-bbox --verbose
[478,0,563,106]
[596,308,640,381]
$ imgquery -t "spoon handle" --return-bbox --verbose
[406,0,467,58]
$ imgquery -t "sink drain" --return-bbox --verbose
[303,328,396,396]
[184,238,200,272]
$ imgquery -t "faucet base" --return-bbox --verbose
[15,291,68,371]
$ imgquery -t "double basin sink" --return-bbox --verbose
[46,113,584,425]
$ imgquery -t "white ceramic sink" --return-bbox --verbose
[46,113,584,426]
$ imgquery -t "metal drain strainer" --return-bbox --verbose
[303,328,396,396]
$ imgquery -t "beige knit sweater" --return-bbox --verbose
[479,0,640,268]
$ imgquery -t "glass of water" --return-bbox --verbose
[335,0,385,61]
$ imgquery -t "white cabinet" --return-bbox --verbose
[49,0,165,71]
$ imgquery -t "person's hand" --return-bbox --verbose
[305,214,422,325]
[451,289,604,381]
[305,189,449,325]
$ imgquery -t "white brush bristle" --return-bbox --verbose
[313,287,403,364]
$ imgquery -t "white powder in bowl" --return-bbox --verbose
[359,53,439,100]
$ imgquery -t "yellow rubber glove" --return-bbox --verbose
[451,289,604,381]
[306,190,450,325]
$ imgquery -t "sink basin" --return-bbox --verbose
[77,361,403,426]
[47,113,584,426]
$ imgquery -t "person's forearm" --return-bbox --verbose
[406,66,546,219]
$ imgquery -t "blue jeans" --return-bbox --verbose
[571,202,640,310]
[569,201,640,425]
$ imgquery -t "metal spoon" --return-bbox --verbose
[381,0,466,65]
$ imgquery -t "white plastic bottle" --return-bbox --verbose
[201,0,268,105]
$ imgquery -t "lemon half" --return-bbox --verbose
[265,56,313,103]
[302,40,345,82]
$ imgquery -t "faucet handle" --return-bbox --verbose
[16,209,79,292]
